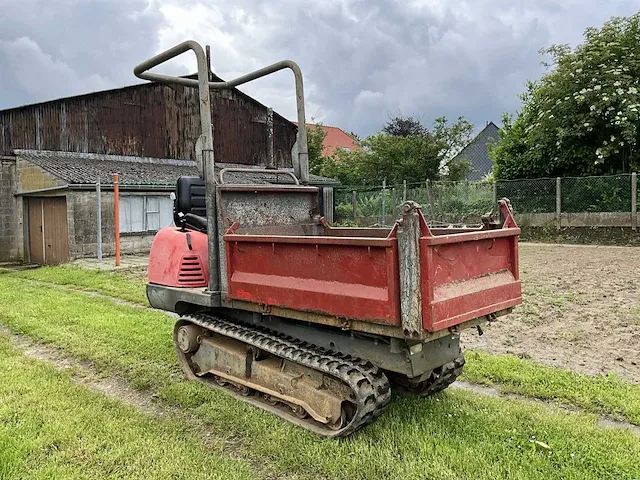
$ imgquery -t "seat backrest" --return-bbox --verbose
[174,176,206,227]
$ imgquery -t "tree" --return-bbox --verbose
[318,133,443,185]
[317,116,475,185]
[433,116,475,181]
[306,123,327,175]
[491,13,640,179]
[382,115,427,136]
[433,116,474,160]
[444,157,473,181]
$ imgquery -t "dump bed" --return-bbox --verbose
[224,200,521,339]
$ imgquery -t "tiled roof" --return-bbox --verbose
[453,122,500,180]
[14,150,338,187]
[317,125,360,156]
[296,123,360,156]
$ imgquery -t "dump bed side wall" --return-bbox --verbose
[420,229,521,331]
[225,236,401,325]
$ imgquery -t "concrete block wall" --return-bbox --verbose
[70,190,162,258]
[0,158,20,262]
[16,158,64,191]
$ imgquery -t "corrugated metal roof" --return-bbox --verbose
[0,73,295,128]
[14,150,338,187]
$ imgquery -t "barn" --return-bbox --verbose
[0,78,337,264]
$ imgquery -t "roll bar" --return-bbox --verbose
[133,40,309,184]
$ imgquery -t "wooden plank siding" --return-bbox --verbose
[0,82,297,167]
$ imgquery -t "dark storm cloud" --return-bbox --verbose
[0,0,164,108]
[1,0,638,136]
[157,0,640,135]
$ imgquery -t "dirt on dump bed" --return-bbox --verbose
[461,243,640,384]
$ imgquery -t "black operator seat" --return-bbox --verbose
[174,176,207,232]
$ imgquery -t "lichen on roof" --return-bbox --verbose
[14,150,338,187]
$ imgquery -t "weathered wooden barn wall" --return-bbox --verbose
[0,82,297,167]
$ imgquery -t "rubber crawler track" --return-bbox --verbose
[177,314,392,437]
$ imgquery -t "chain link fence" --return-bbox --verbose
[495,177,556,213]
[334,180,494,226]
[561,175,632,212]
[334,173,639,228]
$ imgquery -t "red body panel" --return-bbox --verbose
[151,201,521,335]
[148,227,209,288]
[420,231,521,331]
[225,236,401,325]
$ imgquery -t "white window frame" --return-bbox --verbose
[119,194,174,233]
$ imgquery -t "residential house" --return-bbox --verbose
[452,121,500,180]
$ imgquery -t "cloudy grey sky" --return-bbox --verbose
[0,0,638,136]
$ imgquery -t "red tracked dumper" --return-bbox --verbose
[138,41,522,437]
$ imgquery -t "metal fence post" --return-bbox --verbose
[391,187,397,219]
[426,179,435,219]
[323,187,334,224]
[96,180,102,262]
[381,179,387,225]
[351,190,357,221]
[492,181,497,205]
[632,172,637,231]
[114,173,121,266]
[402,180,407,202]
[556,177,562,230]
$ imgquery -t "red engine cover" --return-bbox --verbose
[148,227,209,287]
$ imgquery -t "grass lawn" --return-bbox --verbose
[462,350,640,424]
[0,333,254,480]
[5,265,148,305]
[0,273,639,479]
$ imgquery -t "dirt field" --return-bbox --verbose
[462,243,640,383]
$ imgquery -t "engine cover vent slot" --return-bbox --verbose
[178,255,206,286]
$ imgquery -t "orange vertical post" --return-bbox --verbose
[113,173,121,266]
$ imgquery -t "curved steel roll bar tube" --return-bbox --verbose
[133,40,310,295]
[133,41,309,185]
[134,41,221,292]
[218,168,300,185]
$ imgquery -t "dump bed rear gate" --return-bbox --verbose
[421,228,520,331]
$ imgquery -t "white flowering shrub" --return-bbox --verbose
[492,13,640,179]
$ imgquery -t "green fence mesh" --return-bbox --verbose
[561,175,631,213]
[496,178,556,213]
[334,174,638,227]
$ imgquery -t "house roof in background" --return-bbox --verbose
[297,123,360,156]
[453,122,500,180]
[14,150,338,187]
[318,125,359,156]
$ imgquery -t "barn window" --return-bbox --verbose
[120,195,174,233]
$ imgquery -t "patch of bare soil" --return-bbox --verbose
[114,265,148,283]
[462,243,640,383]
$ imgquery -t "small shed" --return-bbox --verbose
[4,149,337,265]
